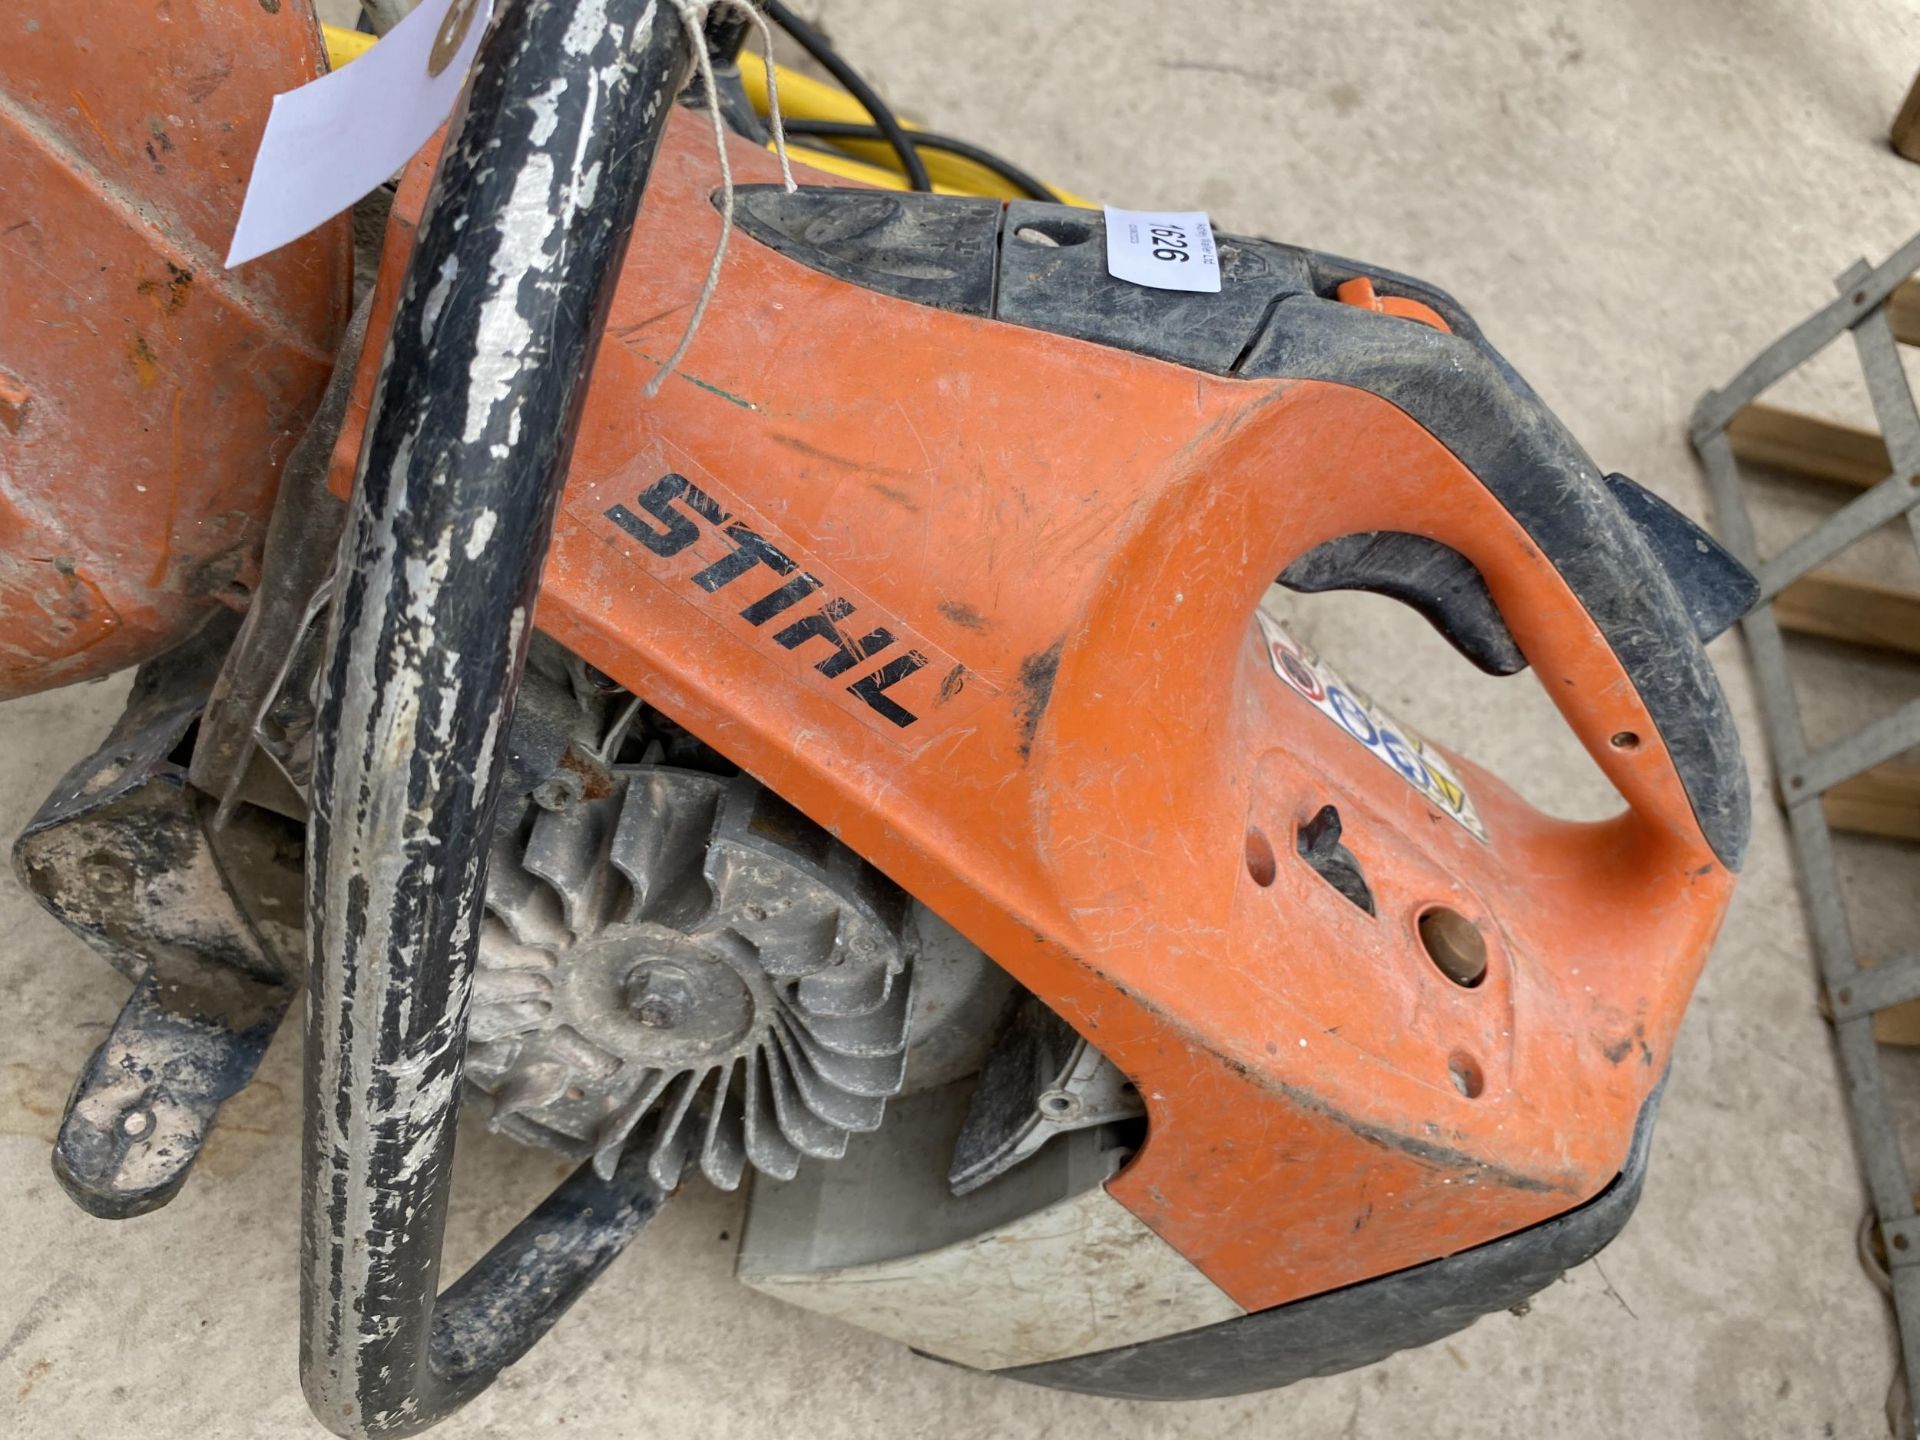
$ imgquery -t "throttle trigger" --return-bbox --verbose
[1279,532,1527,677]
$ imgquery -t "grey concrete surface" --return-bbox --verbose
[7,1,1920,1436]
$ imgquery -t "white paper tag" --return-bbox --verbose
[1102,207,1221,294]
[225,0,494,268]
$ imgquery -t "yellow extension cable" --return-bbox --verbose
[318,22,1089,206]
[322,23,377,66]
[734,51,1092,205]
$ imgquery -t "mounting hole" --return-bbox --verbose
[1448,1051,1485,1099]
[1037,1089,1082,1120]
[1418,907,1488,988]
[83,852,132,895]
[1609,731,1641,751]
[121,1109,153,1138]
[1245,828,1277,887]
[1898,1233,1913,1253]
[1014,218,1093,248]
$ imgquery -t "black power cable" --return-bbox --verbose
[780,118,1063,203]
[759,0,933,192]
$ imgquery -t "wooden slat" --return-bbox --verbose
[1824,760,1920,843]
[1874,998,1920,1047]
[1895,71,1920,165]
[1890,278,1920,347]
[1726,403,1891,489]
[1775,571,1920,656]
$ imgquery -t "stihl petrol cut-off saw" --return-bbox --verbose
[0,1,1755,1434]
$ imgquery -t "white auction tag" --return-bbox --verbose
[225,0,494,268]
[1102,206,1221,294]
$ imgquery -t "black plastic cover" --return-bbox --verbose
[1602,472,1758,644]
[732,187,1003,316]
[996,202,1312,372]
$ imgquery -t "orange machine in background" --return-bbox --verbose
[0,2,350,697]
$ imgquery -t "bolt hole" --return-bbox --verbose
[1245,828,1277,887]
[1014,219,1092,248]
[1448,1052,1485,1099]
[1838,988,1854,1006]
[1418,907,1488,988]
[121,1110,152,1137]
[1897,1233,1912,1253]
[1854,289,1868,305]
[564,1085,585,1102]
[84,852,131,893]
[1609,730,1640,751]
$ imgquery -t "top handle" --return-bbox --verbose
[300,2,693,1436]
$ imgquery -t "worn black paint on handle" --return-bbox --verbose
[300,3,692,1436]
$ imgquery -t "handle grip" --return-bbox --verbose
[301,4,692,1436]
[1242,296,1750,869]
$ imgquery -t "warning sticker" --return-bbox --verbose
[1256,609,1488,842]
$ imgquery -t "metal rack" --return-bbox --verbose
[1693,230,1920,1434]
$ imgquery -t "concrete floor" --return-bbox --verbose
[7,0,1920,1435]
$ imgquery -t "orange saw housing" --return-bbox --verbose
[328,110,1739,1317]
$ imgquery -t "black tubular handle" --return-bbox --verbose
[1241,295,1751,871]
[300,3,692,1437]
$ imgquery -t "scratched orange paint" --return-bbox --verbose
[0,1,351,697]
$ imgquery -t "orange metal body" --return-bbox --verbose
[335,114,1732,1312]
[0,0,351,698]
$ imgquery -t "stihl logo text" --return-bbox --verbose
[593,469,989,741]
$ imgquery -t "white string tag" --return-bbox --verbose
[226,0,494,268]
[647,0,798,396]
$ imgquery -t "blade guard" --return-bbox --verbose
[332,111,1743,1314]
[0,1,350,698]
